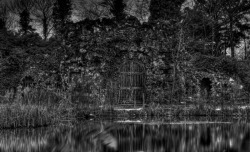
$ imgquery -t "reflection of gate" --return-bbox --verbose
[119,61,145,107]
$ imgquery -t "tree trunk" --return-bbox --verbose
[229,16,234,58]
[171,63,176,102]
[244,37,247,59]
[43,16,48,40]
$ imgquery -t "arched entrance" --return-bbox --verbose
[118,61,146,107]
[200,78,212,98]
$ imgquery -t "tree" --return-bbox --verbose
[100,0,126,21]
[7,0,34,14]
[52,0,72,38]
[132,0,150,22]
[74,0,110,20]
[7,0,35,35]
[193,0,250,58]
[19,8,35,34]
[148,0,186,101]
[32,0,55,40]
[221,0,250,58]
[0,0,8,29]
[0,28,27,99]
[183,6,215,55]
[149,0,185,23]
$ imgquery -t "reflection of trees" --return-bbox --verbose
[92,123,250,152]
[0,122,250,152]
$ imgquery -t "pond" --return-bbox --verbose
[0,117,249,152]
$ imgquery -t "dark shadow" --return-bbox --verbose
[200,127,211,147]
[200,78,212,99]
[21,76,35,87]
[241,131,250,152]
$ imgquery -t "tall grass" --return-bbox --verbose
[0,103,52,129]
[0,87,76,129]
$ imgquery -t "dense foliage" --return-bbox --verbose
[19,8,35,34]
[52,0,72,38]
[1,0,250,105]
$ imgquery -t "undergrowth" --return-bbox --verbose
[0,87,75,129]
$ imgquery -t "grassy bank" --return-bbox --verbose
[75,103,250,119]
[172,104,250,117]
[1,99,250,129]
[0,102,75,129]
[0,87,77,129]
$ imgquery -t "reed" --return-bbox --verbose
[0,102,76,129]
[0,86,76,129]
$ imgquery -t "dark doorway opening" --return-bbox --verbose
[200,78,212,98]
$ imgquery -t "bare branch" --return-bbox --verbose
[7,0,35,14]
[74,0,110,20]
[0,1,8,21]
[31,0,55,39]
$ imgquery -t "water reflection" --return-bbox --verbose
[0,119,250,152]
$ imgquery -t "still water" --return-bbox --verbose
[0,118,250,152]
